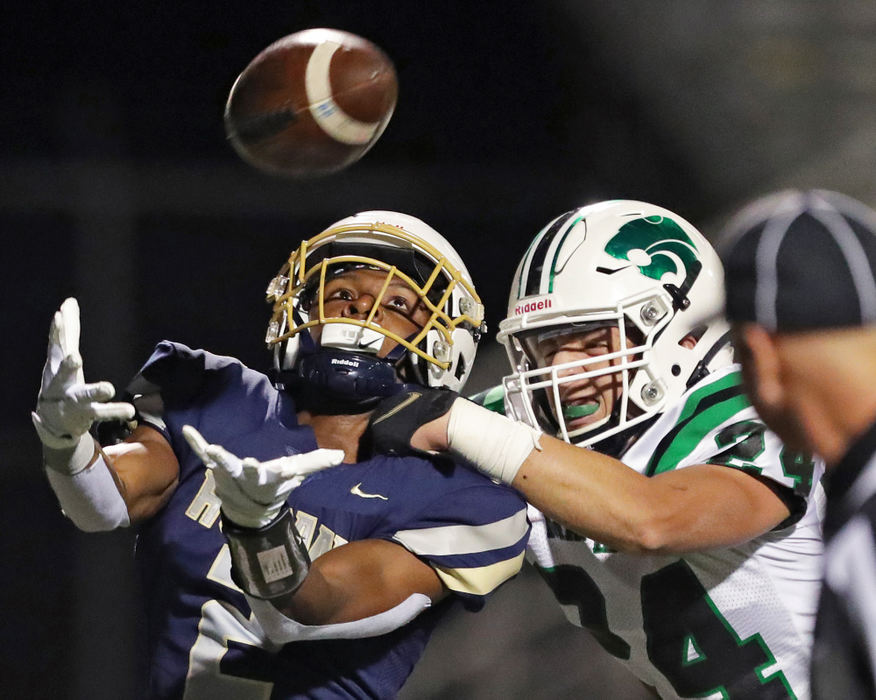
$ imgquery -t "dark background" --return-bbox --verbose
[2,1,874,697]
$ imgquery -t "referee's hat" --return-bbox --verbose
[717,189,876,332]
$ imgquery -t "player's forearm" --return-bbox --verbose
[230,536,443,644]
[512,436,675,553]
[268,564,337,624]
[442,400,729,553]
[269,539,446,625]
[442,400,670,551]
[219,507,386,626]
[43,428,177,530]
[43,437,131,532]
[268,562,374,626]
[516,441,790,553]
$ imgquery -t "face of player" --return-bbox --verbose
[311,267,430,357]
[531,325,634,433]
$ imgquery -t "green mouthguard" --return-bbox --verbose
[563,403,599,419]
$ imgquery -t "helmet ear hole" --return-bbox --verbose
[671,364,681,376]
[454,354,467,381]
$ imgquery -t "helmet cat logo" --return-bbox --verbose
[605,216,699,284]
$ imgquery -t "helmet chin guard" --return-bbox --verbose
[266,211,485,409]
[272,323,404,412]
[280,349,411,413]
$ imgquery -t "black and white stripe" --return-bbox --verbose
[720,189,876,331]
[518,209,578,298]
[812,419,876,698]
[813,489,876,698]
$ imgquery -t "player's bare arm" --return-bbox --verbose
[508,433,790,553]
[281,539,446,624]
[373,393,791,554]
[103,425,180,523]
[182,424,447,627]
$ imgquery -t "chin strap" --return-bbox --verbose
[685,330,734,390]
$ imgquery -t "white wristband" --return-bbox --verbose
[45,447,130,532]
[41,433,96,475]
[447,398,543,484]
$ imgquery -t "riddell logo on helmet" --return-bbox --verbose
[331,358,360,368]
[514,297,552,315]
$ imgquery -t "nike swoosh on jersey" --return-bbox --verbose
[350,483,389,500]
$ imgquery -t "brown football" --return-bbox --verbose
[224,28,398,178]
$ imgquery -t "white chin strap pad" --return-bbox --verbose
[320,323,384,354]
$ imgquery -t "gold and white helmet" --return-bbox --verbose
[498,200,731,448]
[265,211,485,406]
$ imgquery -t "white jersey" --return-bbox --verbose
[527,364,825,699]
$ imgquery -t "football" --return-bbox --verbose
[224,28,398,178]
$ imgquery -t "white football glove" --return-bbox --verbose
[182,425,344,529]
[32,298,135,459]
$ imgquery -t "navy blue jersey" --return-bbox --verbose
[127,341,529,700]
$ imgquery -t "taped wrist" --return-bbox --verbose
[44,441,131,532]
[223,508,311,599]
[42,433,96,475]
[447,398,543,484]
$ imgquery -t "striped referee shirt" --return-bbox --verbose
[811,419,876,699]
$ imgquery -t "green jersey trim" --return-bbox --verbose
[646,372,746,476]
[467,385,506,415]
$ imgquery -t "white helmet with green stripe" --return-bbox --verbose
[497,200,732,449]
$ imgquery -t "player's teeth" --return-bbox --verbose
[563,403,599,419]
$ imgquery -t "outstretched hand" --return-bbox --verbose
[182,425,344,529]
[32,298,135,452]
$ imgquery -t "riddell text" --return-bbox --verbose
[515,298,552,315]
